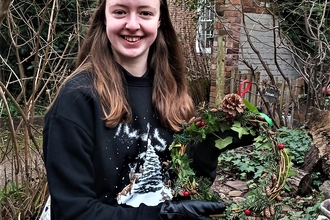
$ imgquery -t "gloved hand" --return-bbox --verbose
[159,200,226,220]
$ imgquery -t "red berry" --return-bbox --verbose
[200,121,206,127]
[244,209,251,216]
[183,191,190,197]
[278,143,285,150]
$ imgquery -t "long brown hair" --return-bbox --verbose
[75,0,195,132]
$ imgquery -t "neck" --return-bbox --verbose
[115,56,148,77]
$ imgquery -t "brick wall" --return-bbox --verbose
[168,1,197,58]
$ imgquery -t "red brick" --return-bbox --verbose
[210,86,216,92]
[226,59,234,66]
[223,70,230,77]
[217,29,232,36]
[243,0,254,7]
[230,0,242,5]
[214,23,224,29]
[226,37,233,47]
[227,48,239,54]
[231,54,239,60]
[243,7,257,13]
[216,0,226,4]
[227,17,238,23]
[224,11,242,17]
[256,7,269,14]
[225,66,233,72]
[217,5,234,12]
[233,41,240,49]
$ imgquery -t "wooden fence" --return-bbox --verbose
[229,67,260,106]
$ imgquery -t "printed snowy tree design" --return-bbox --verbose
[134,139,163,194]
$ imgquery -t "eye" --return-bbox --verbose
[141,11,152,16]
[114,10,126,15]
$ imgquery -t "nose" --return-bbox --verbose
[125,14,140,31]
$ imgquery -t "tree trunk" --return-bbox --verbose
[301,107,330,179]
[0,0,12,26]
[286,167,312,195]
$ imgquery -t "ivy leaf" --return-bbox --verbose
[215,136,233,150]
[231,121,249,138]
[219,122,231,132]
[254,135,265,143]
[249,127,257,136]
[253,165,265,178]
[186,122,197,132]
[239,163,249,172]
[256,141,272,150]
[288,169,298,178]
[199,129,207,139]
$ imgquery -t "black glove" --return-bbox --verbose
[159,200,226,220]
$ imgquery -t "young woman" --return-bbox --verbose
[43,0,250,219]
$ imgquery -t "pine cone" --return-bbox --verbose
[263,207,271,218]
[221,94,245,117]
[265,185,272,197]
[269,206,275,216]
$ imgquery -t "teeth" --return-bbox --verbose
[125,37,140,42]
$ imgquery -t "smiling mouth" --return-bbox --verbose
[124,36,141,42]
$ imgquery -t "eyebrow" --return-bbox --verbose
[109,3,157,12]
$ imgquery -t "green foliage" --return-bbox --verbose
[321,96,330,110]
[278,192,324,220]
[0,181,24,202]
[311,172,323,187]
[276,127,312,165]
[0,98,46,118]
[218,149,270,180]
[0,98,20,118]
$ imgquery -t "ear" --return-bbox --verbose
[158,21,161,28]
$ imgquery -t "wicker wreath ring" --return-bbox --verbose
[168,93,291,219]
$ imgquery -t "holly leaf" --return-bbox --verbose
[215,136,233,150]
[231,121,249,138]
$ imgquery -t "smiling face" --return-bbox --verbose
[105,0,160,66]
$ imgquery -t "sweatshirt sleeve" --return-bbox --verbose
[43,76,162,220]
[186,130,255,182]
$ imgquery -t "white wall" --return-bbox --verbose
[238,13,299,82]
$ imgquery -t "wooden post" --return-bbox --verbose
[230,67,238,94]
[215,36,226,107]
[250,72,260,106]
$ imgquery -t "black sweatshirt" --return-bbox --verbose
[43,68,228,220]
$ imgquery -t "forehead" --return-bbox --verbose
[106,0,160,9]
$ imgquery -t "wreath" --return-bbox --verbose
[169,93,291,219]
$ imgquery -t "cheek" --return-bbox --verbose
[145,23,159,37]
[105,22,119,41]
